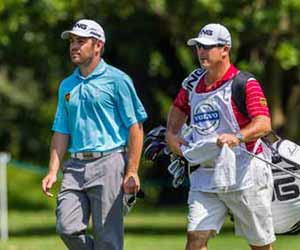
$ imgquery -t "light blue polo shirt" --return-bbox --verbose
[52,59,147,153]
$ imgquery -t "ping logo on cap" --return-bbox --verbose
[74,22,101,38]
[61,19,106,42]
[201,29,213,36]
[74,23,87,30]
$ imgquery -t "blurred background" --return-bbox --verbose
[0,0,300,249]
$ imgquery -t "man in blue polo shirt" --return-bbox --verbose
[41,19,147,250]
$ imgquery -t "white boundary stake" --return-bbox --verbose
[239,147,300,180]
[0,152,10,241]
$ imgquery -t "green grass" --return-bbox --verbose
[1,165,299,250]
[1,208,300,250]
[125,208,300,250]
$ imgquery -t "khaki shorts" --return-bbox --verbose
[187,157,276,246]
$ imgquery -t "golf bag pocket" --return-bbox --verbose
[252,155,273,190]
[277,139,300,166]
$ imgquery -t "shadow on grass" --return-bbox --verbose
[9,200,52,211]
[125,224,234,236]
[9,226,57,237]
[125,225,186,235]
[9,222,236,238]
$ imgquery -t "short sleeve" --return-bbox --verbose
[116,75,147,128]
[245,79,270,118]
[173,87,190,115]
[52,84,70,134]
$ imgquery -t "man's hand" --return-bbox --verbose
[123,172,140,194]
[42,132,68,197]
[217,133,240,148]
[166,132,186,156]
[42,173,57,197]
[166,105,188,156]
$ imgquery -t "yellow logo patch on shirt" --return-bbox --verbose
[259,97,267,106]
[65,93,70,102]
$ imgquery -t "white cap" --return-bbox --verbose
[187,23,231,46]
[61,19,106,43]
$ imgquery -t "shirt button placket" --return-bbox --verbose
[80,80,87,100]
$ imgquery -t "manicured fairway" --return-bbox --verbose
[1,166,299,250]
[1,208,299,250]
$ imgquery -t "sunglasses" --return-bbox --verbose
[195,43,224,50]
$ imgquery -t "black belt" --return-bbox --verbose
[189,165,200,174]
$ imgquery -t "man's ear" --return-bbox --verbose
[95,40,104,55]
[96,40,103,49]
[221,45,230,56]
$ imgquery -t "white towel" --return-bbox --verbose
[181,135,220,166]
[213,144,236,190]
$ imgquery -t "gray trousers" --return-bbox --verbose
[56,152,125,250]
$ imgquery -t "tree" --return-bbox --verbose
[0,1,299,197]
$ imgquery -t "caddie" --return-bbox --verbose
[166,23,276,250]
[41,19,147,250]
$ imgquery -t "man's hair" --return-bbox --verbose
[91,38,105,56]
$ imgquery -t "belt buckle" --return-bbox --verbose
[82,152,94,159]
[74,148,124,160]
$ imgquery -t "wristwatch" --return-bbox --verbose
[235,132,245,143]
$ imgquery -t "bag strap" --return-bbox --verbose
[184,69,254,118]
[231,71,254,118]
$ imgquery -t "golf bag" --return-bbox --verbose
[262,132,300,234]
[144,125,188,188]
[143,125,300,234]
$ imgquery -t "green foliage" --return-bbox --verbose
[197,0,223,13]
[153,89,173,120]
[176,46,197,72]
[0,0,300,165]
[275,42,299,70]
[7,165,58,210]
[149,51,170,77]
[0,68,40,108]
[148,0,167,14]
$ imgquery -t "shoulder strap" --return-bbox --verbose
[182,68,206,103]
[231,71,254,118]
[182,68,205,92]
[184,69,254,118]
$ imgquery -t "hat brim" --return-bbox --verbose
[187,37,219,46]
[61,30,95,40]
